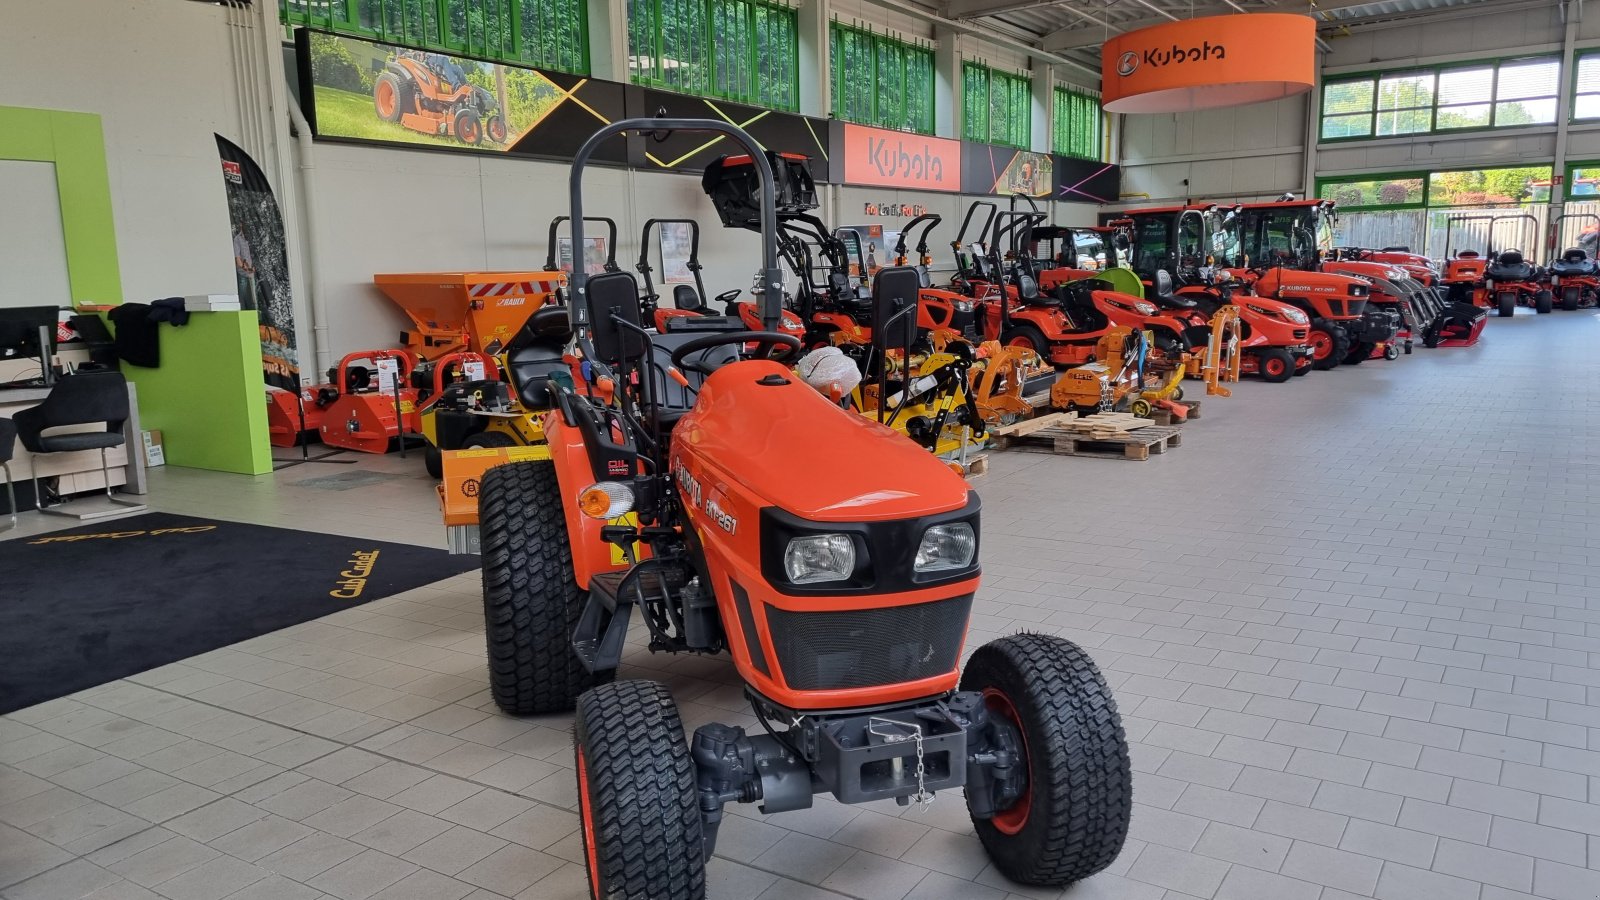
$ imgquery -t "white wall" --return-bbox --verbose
[1116,97,1309,205]
[0,161,72,308]
[0,0,242,303]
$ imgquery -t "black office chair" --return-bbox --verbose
[0,417,16,532]
[13,372,146,519]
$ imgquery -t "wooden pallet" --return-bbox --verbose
[962,454,990,479]
[998,424,1183,460]
[1057,412,1151,439]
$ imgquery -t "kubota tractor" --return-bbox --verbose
[475,119,1132,899]
[1115,205,1314,382]
[373,50,507,146]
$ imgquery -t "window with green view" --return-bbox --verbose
[1317,165,1552,211]
[1053,86,1101,160]
[963,62,1031,148]
[627,0,799,112]
[830,24,935,135]
[1320,55,1560,141]
[280,0,589,75]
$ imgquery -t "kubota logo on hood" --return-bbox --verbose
[1119,42,1227,75]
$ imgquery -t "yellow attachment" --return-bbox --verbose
[1201,306,1243,398]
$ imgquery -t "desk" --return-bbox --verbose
[0,380,148,504]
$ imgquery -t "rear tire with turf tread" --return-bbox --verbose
[1562,288,1580,311]
[574,680,705,900]
[1536,290,1553,314]
[962,633,1132,886]
[464,430,518,449]
[424,445,443,479]
[480,461,610,715]
[1308,318,1350,371]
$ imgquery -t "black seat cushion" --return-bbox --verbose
[672,284,703,312]
[32,431,125,453]
[503,305,573,409]
[641,332,738,428]
[1497,250,1524,266]
[0,417,15,465]
[1564,248,1588,264]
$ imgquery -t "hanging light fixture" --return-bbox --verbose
[1100,13,1316,114]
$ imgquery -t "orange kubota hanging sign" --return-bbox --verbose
[1101,13,1316,114]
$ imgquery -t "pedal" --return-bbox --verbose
[573,572,634,673]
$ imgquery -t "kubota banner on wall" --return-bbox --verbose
[1100,13,1315,114]
[838,124,961,193]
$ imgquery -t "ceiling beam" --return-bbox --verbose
[1043,17,1170,51]
[943,0,1056,19]
[865,0,1104,76]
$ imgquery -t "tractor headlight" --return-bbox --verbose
[1284,308,1309,325]
[784,534,855,584]
[1134,301,1157,315]
[915,523,976,573]
[954,299,975,312]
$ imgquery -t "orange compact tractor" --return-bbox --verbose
[474,119,1132,898]
[373,50,507,146]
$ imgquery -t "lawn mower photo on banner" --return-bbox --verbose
[373,49,507,145]
[1114,206,1313,383]
[474,117,1132,899]
[1546,213,1600,310]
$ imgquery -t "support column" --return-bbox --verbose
[1552,0,1580,223]
[798,0,828,117]
[1031,58,1051,154]
[589,0,628,83]
[935,26,959,140]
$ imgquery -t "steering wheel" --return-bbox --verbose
[669,331,803,376]
[714,288,741,306]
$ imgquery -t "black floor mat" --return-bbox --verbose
[0,512,478,714]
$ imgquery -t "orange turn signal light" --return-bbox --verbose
[578,482,635,519]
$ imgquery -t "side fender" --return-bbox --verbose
[543,414,636,589]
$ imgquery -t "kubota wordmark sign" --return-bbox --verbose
[841,123,962,193]
[1101,13,1315,114]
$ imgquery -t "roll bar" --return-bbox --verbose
[893,213,942,264]
[570,119,782,332]
[636,218,705,307]
[544,216,619,273]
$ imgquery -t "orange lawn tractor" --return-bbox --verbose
[891,213,980,339]
[373,50,507,146]
[638,217,808,340]
[473,118,1132,898]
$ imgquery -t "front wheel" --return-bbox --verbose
[1384,343,1401,361]
[1536,290,1553,314]
[1563,287,1580,311]
[480,461,611,715]
[486,114,508,143]
[1498,292,1516,317]
[962,634,1132,886]
[1307,319,1350,371]
[423,444,443,480]
[575,681,705,900]
[1256,348,1294,383]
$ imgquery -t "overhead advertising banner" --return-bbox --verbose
[839,124,961,193]
[1101,13,1315,114]
[633,89,831,181]
[962,144,1054,198]
[298,30,626,162]
[1055,157,1122,204]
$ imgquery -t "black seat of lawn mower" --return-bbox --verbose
[1487,250,1536,281]
[1550,248,1599,276]
[504,304,572,409]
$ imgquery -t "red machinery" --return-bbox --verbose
[318,349,496,455]
[266,383,338,449]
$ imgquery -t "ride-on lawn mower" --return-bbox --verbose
[374,50,506,145]
[1547,213,1600,310]
[476,119,1131,898]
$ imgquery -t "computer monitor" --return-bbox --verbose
[0,306,61,383]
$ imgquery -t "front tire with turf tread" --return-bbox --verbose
[1536,290,1553,314]
[480,461,609,715]
[1498,292,1515,317]
[574,680,705,900]
[962,633,1132,886]
[1308,318,1350,371]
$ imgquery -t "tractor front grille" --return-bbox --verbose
[765,595,973,691]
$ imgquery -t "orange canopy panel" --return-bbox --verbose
[1101,13,1315,114]
[373,271,566,360]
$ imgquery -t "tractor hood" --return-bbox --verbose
[1253,267,1369,299]
[673,360,972,523]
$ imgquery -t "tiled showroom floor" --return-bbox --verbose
[4,308,1600,900]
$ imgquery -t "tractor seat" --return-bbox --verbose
[1016,274,1060,307]
[1551,248,1599,277]
[662,315,743,333]
[672,284,704,313]
[504,304,573,409]
[1153,292,1198,310]
[1487,251,1535,281]
[641,331,740,429]
[1457,250,1480,259]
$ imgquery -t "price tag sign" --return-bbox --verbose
[463,360,486,380]
[375,357,401,391]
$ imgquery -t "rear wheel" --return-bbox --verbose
[1307,319,1350,371]
[1256,348,1294,383]
[373,72,409,122]
[1002,324,1051,359]
[1536,290,1553,314]
[423,444,443,479]
[1344,342,1374,365]
[962,634,1131,886]
[574,681,704,900]
[480,461,610,715]
[1563,287,1580,311]
[1498,292,1516,317]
